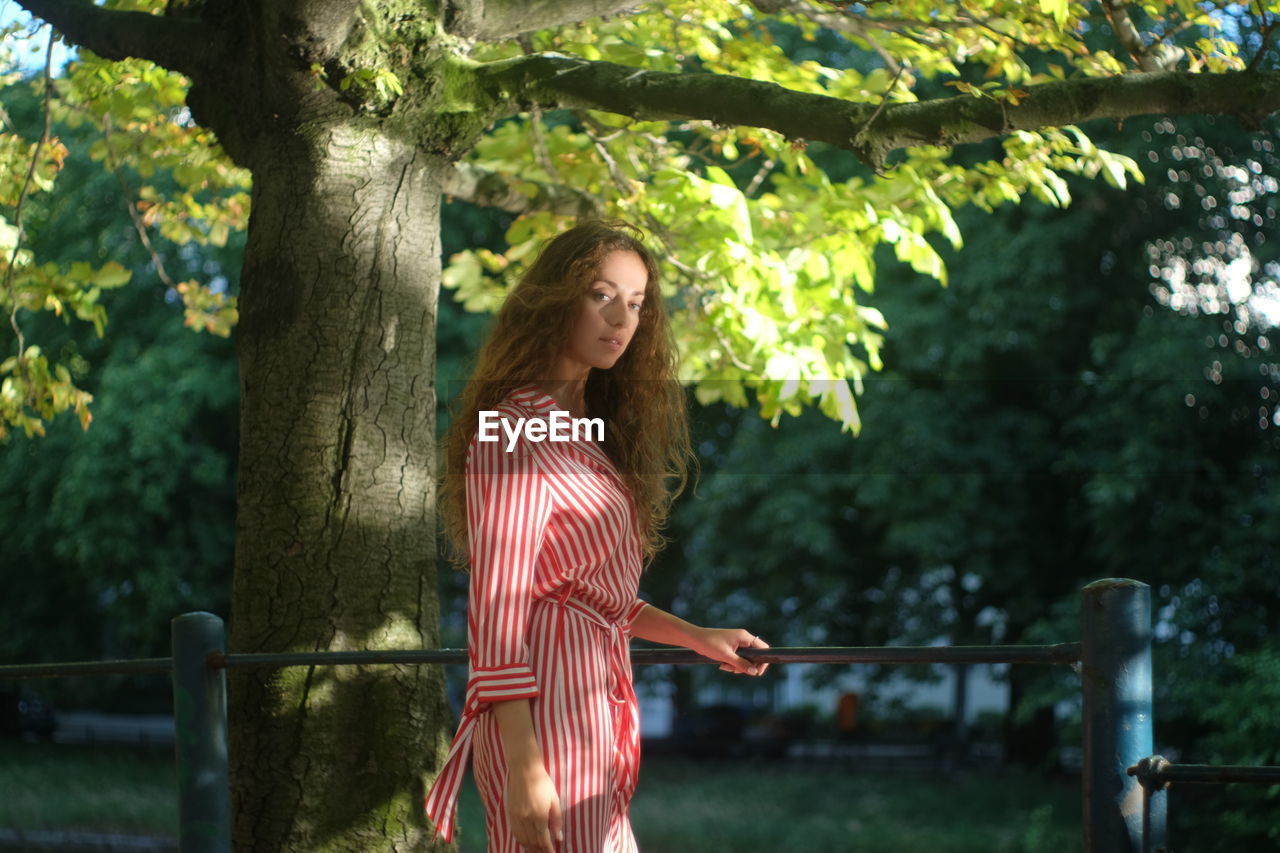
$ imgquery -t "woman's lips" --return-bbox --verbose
[601,336,623,349]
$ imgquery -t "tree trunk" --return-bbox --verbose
[228,122,451,852]
[1004,667,1058,771]
[952,660,967,742]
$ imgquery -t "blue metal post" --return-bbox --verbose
[1081,579,1165,853]
[172,612,230,853]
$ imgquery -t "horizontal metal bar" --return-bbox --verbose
[1129,756,1280,787]
[0,642,1081,679]
[665,644,1083,666]
[0,658,174,678]
[214,650,464,668]
[1158,764,1280,786]
[210,643,1080,670]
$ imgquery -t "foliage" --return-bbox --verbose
[0,79,239,682]
[3,1,1279,848]
[657,106,1278,788]
[1183,646,1280,848]
[0,6,248,439]
[443,0,1178,431]
[0,75,515,678]
[3,1,1271,439]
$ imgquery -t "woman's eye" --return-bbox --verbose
[630,303,643,312]
[593,291,611,302]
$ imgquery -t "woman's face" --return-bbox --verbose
[562,249,649,373]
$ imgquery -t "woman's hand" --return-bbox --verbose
[627,606,770,677]
[505,764,563,853]
[691,627,771,676]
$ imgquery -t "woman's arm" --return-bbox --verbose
[492,699,562,853]
[464,425,562,850]
[630,603,770,676]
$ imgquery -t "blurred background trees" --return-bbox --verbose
[0,80,239,705]
[2,1,1278,848]
[655,106,1279,846]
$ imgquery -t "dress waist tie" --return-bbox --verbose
[549,587,641,807]
[423,680,483,842]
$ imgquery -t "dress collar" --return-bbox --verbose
[508,383,560,413]
[507,384,620,474]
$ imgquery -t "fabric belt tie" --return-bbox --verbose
[423,687,482,842]
[550,587,641,809]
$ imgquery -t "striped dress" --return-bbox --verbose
[425,385,647,852]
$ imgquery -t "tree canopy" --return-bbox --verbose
[664,102,1278,724]
[3,2,1280,850]
[5,1,1280,437]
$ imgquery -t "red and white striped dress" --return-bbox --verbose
[425,385,647,852]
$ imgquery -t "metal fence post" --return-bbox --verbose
[172,612,230,853]
[1081,579,1164,853]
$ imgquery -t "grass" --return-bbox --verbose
[0,742,1079,852]
[0,740,177,837]
[455,757,1080,853]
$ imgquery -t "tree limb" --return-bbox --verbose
[1099,0,1183,72]
[1247,0,1277,72]
[442,162,603,218]
[274,0,364,65]
[476,54,1280,167]
[13,0,215,79]
[748,0,905,75]
[446,0,649,41]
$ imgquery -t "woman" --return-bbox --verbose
[424,221,770,853]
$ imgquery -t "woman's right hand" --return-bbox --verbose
[505,764,563,852]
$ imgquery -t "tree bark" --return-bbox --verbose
[229,121,450,852]
[476,55,1280,166]
[442,162,603,217]
[446,0,649,41]
[13,0,211,77]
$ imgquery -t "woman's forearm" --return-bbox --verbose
[491,697,561,851]
[491,699,546,778]
[629,603,704,648]
[630,603,770,677]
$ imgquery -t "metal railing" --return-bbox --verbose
[1,577,1274,853]
[1125,756,1280,853]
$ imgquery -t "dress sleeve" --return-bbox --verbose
[464,416,554,708]
[621,598,649,637]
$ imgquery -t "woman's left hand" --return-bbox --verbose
[691,628,770,676]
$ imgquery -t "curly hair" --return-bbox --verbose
[440,220,694,569]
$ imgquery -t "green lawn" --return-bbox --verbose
[456,758,1080,853]
[0,742,1079,852]
[0,740,178,837]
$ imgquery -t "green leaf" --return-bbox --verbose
[92,262,132,288]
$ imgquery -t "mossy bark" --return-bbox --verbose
[228,122,452,852]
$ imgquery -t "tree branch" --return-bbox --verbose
[446,0,649,41]
[13,0,214,79]
[1099,0,1183,72]
[441,162,603,218]
[476,54,1280,167]
[1248,0,1277,72]
[749,0,906,75]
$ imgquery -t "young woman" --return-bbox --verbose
[424,221,770,853]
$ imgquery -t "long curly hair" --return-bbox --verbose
[440,220,694,569]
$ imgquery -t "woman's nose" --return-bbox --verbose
[605,303,630,326]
